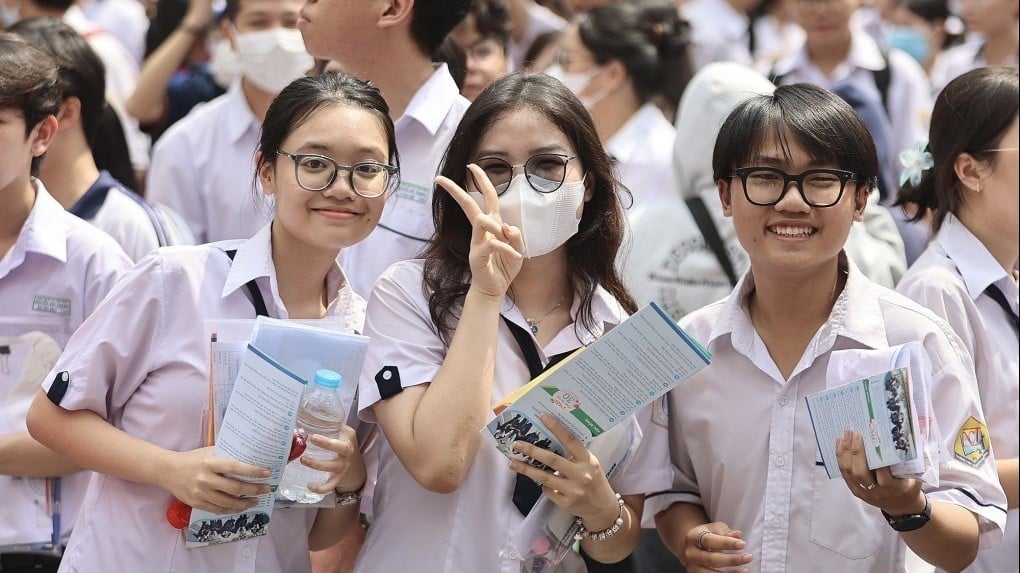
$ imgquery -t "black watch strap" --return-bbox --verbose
[882,494,932,532]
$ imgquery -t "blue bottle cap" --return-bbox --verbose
[314,369,342,389]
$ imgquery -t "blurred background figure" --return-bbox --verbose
[450,0,512,100]
[929,0,1018,92]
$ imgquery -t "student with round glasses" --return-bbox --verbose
[25,72,395,573]
[354,72,668,572]
[650,83,1006,572]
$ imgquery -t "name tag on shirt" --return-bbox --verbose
[32,295,71,316]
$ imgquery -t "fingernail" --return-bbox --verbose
[735,540,746,549]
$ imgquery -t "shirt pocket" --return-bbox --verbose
[0,316,70,430]
[808,465,884,560]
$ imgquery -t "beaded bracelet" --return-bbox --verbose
[573,493,626,542]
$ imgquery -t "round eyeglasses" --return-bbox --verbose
[474,153,579,195]
[729,166,858,208]
[277,151,398,198]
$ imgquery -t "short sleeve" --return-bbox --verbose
[357,262,448,422]
[609,399,673,499]
[42,254,166,421]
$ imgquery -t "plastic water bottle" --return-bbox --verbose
[279,369,344,503]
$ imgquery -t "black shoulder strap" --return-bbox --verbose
[873,51,892,115]
[984,284,1020,338]
[686,196,739,286]
[225,249,269,317]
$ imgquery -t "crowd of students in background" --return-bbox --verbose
[1,0,1016,572]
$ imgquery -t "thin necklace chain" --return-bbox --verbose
[523,295,567,334]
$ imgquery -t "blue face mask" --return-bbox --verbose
[888,26,930,64]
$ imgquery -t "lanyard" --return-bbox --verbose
[225,250,269,317]
[501,316,577,516]
[983,283,1019,339]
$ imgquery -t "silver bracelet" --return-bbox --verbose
[573,493,626,542]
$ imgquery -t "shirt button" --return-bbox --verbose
[775,455,785,467]
[779,395,789,406]
[241,547,253,558]
[771,517,781,527]
[506,551,520,560]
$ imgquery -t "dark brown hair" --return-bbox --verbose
[423,72,637,345]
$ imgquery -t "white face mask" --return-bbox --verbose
[472,173,587,258]
[544,63,607,109]
[208,37,242,89]
[233,27,314,94]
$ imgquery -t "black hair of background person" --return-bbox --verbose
[902,0,965,51]
[434,36,468,91]
[577,0,694,119]
[410,0,473,56]
[10,18,141,193]
[469,0,512,48]
[145,0,188,59]
[895,67,1019,233]
[425,72,637,345]
[0,35,63,176]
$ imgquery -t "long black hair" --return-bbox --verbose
[423,72,637,345]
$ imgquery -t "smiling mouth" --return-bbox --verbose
[768,225,816,237]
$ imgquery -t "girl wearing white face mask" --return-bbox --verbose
[354,73,668,573]
[545,2,693,211]
[230,25,314,94]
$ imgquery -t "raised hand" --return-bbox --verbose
[297,424,366,496]
[435,164,524,299]
[161,446,271,515]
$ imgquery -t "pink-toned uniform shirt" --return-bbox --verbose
[897,214,1018,573]
[41,224,364,573]
[649,254,1007,573]
[355,259,672,573]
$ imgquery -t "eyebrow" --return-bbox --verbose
[474,144,570,158]
[752,155,832,169]
[295,141,388,159]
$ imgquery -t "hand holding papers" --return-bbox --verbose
[485,302,710,463]
[807,342,939,486]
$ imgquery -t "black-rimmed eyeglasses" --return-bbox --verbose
[728,166,858,208]
[277,151,397,198]
[474,153,579,195]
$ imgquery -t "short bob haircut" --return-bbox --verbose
[713,83,880,198]
[0,35,62,176]
[423,72,637,344]
[254,71,400,197]
[895,67,1018,233]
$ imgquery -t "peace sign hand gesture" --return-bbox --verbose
[436,164,525,298]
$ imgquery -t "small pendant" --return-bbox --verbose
[530,324,539,335]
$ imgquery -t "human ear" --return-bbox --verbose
[29,115,59,157]
[56,98,81,132]
[718,179,733,217]
[379,0,414,31]
[953,152,986,193]
[256,152,275,195]
[852,185,869,222]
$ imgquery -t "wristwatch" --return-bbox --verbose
[882,493,931,532]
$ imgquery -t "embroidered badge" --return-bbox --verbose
[32,295,71,316]
[953,416,991,468]
[375,366,403,399]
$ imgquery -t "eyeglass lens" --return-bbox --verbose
[475,154,570,194]
[742,168,848,206]
[294,155,390,197]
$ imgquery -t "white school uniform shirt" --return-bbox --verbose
[146,81,269,244]
[40,223,364,573]
[681,0,754,70]
[340,65,470,297]
[647,253,1007,573]
[929,39,1020,94]
[770,26,933,180]
[67,170,160,262]
[896,214,1019,573]
[79,0,149,65]
[606,103,679,212]
[0,180,130,546]
[354,259,673,573]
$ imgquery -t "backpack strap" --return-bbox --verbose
[686,196,739,287]
[224,250,269,317]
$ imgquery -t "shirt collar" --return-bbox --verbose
[396,64,463,136]
[774,26,884,76]
[224,80,260,145]
[19,179,69,264]
[707,252,888,351]
[502,284,628,347]
[219,223,353,315]
[937,213,1011,301]
[605,103,669,165]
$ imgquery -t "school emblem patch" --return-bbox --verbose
[953,416,991,468]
